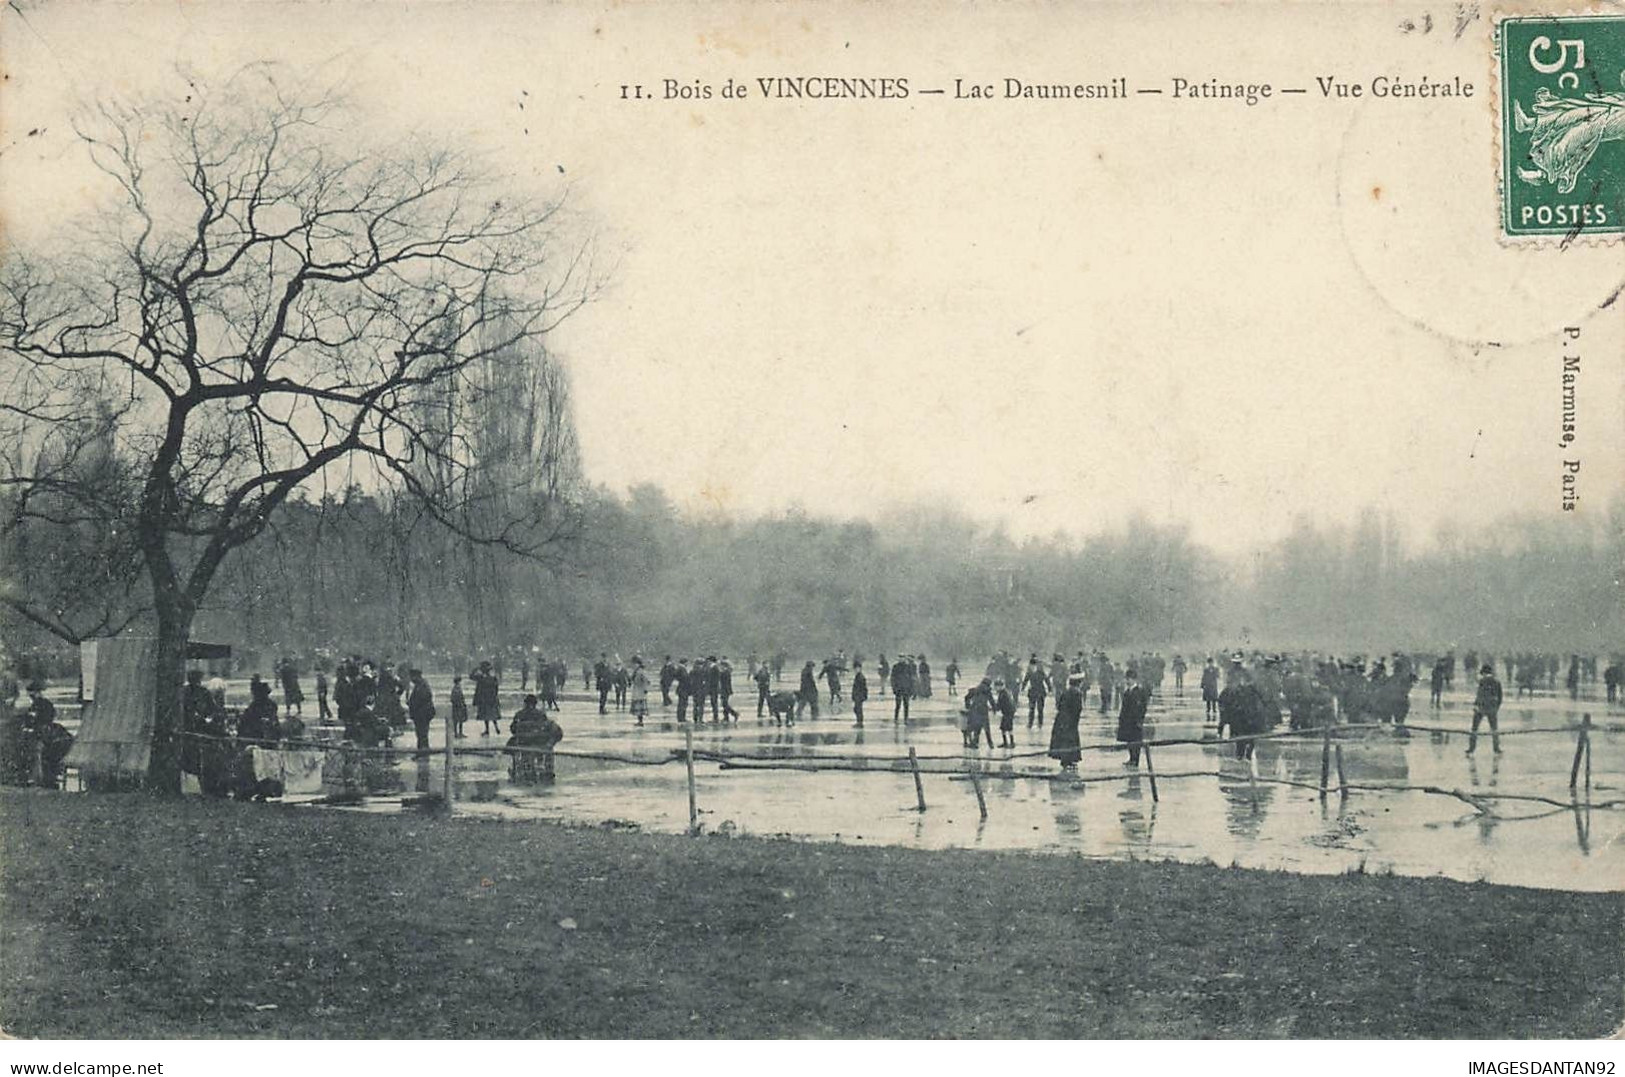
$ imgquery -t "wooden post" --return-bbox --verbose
[1583,714,1592,797]
[1318,726,1332,801]
[684,723,699,834]
[443,709,455,806]
[1570,717,1588,792]
[909,746,927,812]
[1142,741,1160,804]
[1334,744,1348,800]
[968,764,988,820]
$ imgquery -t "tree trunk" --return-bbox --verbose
[145,593,193,795]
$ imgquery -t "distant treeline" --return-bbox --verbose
[171,489,1625,662]
[6,483,1621,668]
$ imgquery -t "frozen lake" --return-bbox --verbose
[197,672,1625,893]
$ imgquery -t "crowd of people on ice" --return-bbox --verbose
[2,644,1620,790]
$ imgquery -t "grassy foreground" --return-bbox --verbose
[0,789,1619,1039]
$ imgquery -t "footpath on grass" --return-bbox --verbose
[0,789,1619,1039]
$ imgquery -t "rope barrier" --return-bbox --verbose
[78,719,1623,826]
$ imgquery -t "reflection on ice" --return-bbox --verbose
[263,680,1622,892]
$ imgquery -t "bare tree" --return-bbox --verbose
[0,68,595,791]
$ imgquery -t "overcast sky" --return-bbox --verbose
[4,1,1621,555]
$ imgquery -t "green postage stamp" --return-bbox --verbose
[1499,13,1625,238]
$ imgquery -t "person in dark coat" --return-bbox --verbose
[237,679,280,747]
[315,667,331,722]
[278,659,304,718]
[449,674,469,738]
[660,657,677,707]
[1218,674,1263,760]
[507,694,564,783]
[474,661,501,736]
[994,678,1017,748]
[754,662,773,717]
[945,659,960,698]
[891,656,914,722]
[1096,656,1116,714]
[796,660,821,721]
[962,678,994,750]
[766,689,798,725]
[1200,658,1221,721]
[1047,655,1068,719]
[233,679,280,800]
[16,682,72,789]
[1049,675,1084,770]
[675,658,693,722]
[851,661,869,726]
[1022,656,1049,730]
[407,669,436,752]
[718,658,741,721]
[1468,664,1503,755]
[823,659,843,704]
[916,656,933,699]
[593,653,612,714]
[376,665,405,730]
[1116,668,1150,767]
[692,660,714,722]
[181,669,217,779]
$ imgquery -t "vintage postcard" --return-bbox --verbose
[0,0,1621,1057]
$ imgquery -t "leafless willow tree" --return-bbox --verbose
[0,68,596,791]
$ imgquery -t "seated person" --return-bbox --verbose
[506,694,563,782]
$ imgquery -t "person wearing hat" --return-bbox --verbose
[237,678,280,747]
[823,657,844,706]
[507,693,564,782]
[593,653,612,714]
[659,656,678,707]
[1049,674,1085,770]
[1023,656,1051,731]
[1117,667,1150,767]
[754,660,773,717]
[1047,654,1067,718]
[962,677,994,750]
[629,657,650,726]
[944,657,961,699]
[851,660,868,726]
[181,669,218,779]
[612,656,630,711]
[674,658,693,722]
[449,673,469,738]
[700,657,722,722]
[1201,657,1221,722]
[994,677,1017,748]
[1467,664,1504,755]
[1096,653,1117,715]
[407,669,436,753]
[685,656,711,724]
[277,657,304,719]
[474,660,501,737]
[797,660,821,721]
[1218,668,1264,760]
[890,655,915,721]
[718,657,740,721]
[11,681,71,789]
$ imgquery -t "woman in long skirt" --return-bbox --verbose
[1049,675,1084,771]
